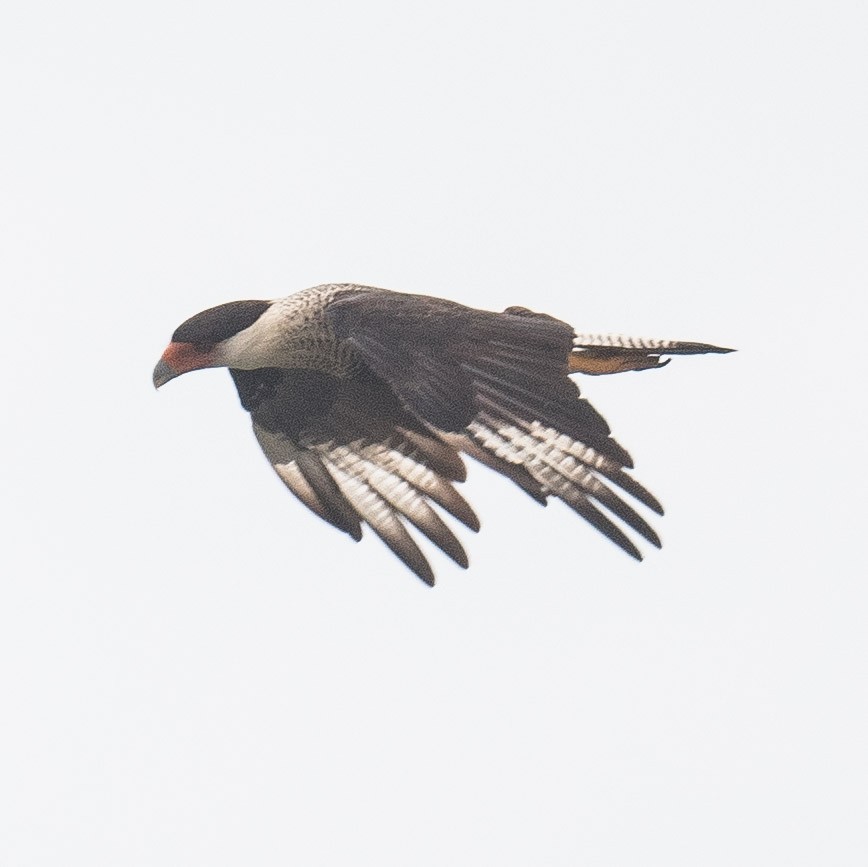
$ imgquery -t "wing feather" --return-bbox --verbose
[467,415,660,559]
[252,422,362,540]
[326,462,436,586]
[326,446,469,569]
[325,289,663,560]
[233,365,474,584]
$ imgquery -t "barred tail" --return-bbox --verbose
[568,334,734,375]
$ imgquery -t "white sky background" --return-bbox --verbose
[1,1,866,864]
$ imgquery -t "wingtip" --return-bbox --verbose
[417,568,436,587]
[644,494,665,517]
[338,513,364,542]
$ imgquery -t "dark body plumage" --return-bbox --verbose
[154,284,731,584]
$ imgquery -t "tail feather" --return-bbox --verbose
[569,335,734,375]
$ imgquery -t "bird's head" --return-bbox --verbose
[153,299,273,388]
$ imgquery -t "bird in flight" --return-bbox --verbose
[154,284,731,585]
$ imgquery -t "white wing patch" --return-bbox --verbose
[324,445,469,571]
[256,422,477,585]
[467,417,662,559]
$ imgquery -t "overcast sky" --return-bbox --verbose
[2,1,866,864]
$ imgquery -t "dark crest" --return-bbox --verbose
[172,300,271,345]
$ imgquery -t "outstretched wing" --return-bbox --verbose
[230,366,478,586]
[327,289,665,561]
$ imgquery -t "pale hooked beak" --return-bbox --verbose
[152,358,179,389]
[152,342,212,389]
